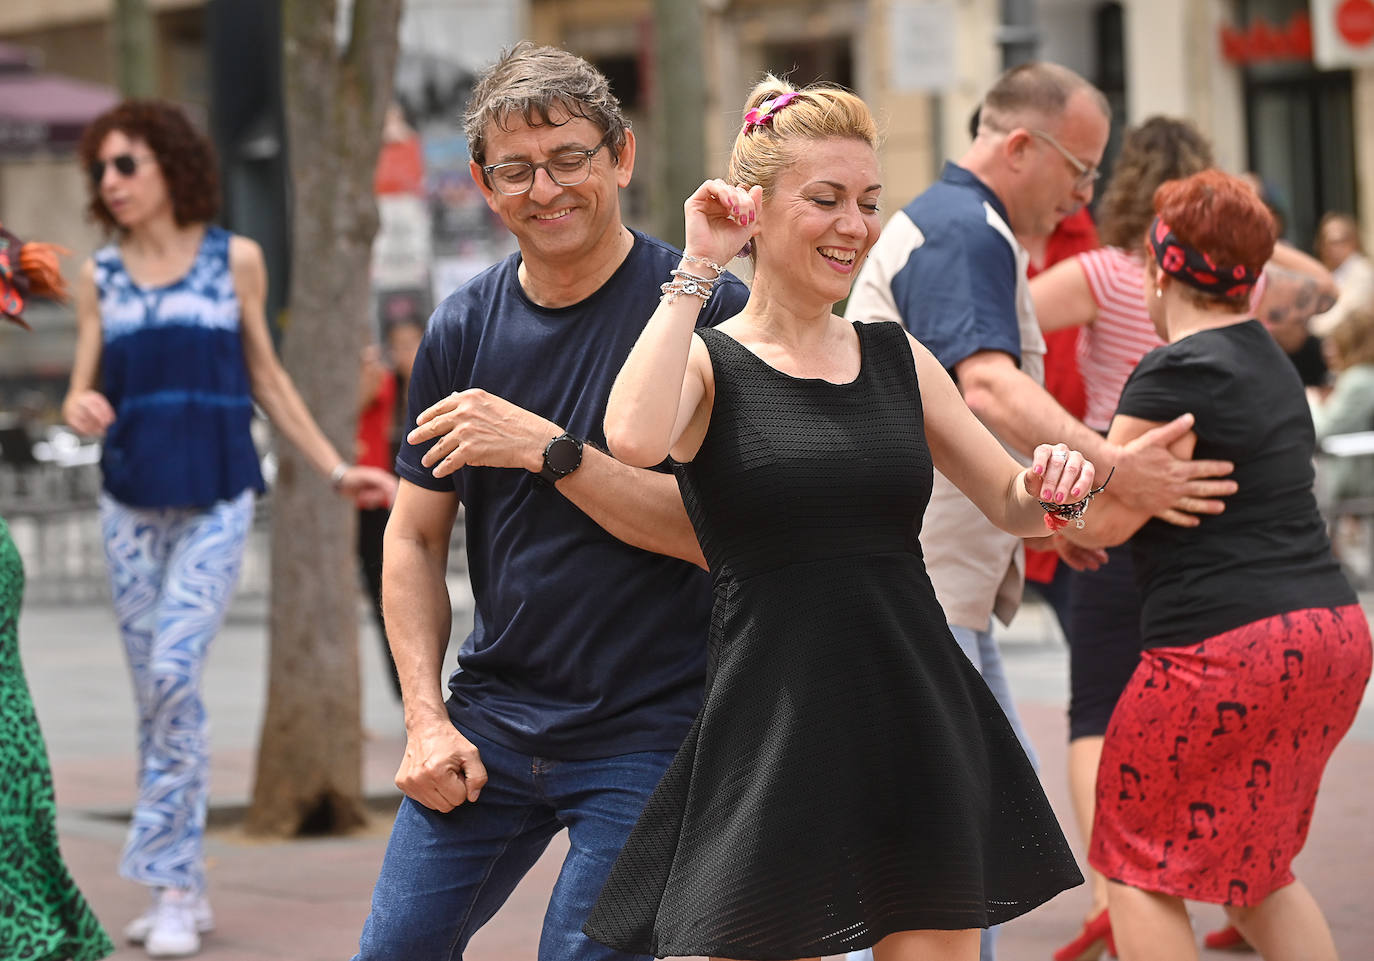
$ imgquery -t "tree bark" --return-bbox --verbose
[244,0,403,838]
[112,0,157,97]
[651,0,707,248]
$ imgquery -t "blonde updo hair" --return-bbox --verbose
[727,75,879,199]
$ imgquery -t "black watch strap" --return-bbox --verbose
[538,432,584,485]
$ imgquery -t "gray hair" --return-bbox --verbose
[464,41,630,169]
[978,61,1110,134]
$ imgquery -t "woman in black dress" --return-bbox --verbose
[583,79,1090,961]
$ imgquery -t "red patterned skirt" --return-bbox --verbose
[1089,605,1371,905]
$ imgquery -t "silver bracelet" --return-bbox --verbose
[660,267,716,305]
[680,253,726,277]
[328,462,349,490]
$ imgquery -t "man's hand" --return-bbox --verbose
[1053,536,1108,572]
[395,715,488,813]
[1109,413,1237,526]
[408,389,558,478]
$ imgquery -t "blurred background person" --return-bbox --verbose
[63,99,394,958]
[355,340,401,700]
[1313,308,1374,582]
[1310,213,1374,339]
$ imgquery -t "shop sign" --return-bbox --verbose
[1311,0,1374,67]
[889,0,956,93]
[1219,12,1313,64]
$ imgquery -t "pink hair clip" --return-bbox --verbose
[743,92,798,133]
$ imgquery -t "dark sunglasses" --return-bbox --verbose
[89,153,146,185]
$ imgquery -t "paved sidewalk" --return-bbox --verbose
[18,593,1374,961]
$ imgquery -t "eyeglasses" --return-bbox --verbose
[89,153,150,185]
[1029,128,1101,191]
[481,138,611,196]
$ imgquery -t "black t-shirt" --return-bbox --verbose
[396,230,751,759]
[1116,320,1354,648]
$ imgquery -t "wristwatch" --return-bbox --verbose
[538,432,584,485]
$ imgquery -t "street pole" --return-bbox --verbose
[998,0,1041,69]
[112,0,157,97]
[650,0,707,248]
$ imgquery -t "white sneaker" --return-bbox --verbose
[127,896,214,956]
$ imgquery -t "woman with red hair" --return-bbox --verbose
[1064,170,1371,961]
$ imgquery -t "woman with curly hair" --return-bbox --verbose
[1029,118,1336,960]
[63,100,395,958]
[1064,169,1369,961]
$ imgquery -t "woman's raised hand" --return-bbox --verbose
[683,179,762,266]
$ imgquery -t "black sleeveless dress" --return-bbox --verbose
[584,321,1081,959]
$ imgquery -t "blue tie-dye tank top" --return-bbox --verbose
[95,225,265,507]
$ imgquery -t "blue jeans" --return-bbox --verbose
[353,725,674,961]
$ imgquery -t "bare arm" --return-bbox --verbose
[1029,257,1099,333]
[912,335,1090,537]
[604,178,760,466]
[1257,242,1338,353]
[955,349,1236,525]
[232,235,395,506]
[60,258,117,436]
[384,481,487,811]
[406,389,707,567]
[1065,414,1196,547]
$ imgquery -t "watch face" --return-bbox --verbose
[545,436,582,474]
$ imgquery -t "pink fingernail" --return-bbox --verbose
[1056,492,1065,503]
[1071,488,1081,497]
[1033,465,1043,475]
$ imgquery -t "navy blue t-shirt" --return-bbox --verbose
[396,230,750,759]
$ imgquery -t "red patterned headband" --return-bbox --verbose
[1148,216,1261,298]
[743,92,798,133]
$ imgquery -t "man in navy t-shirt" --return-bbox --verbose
[352,44,748,961]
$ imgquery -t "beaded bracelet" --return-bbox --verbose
[1038,466,1115,530]
[660,268,717,305]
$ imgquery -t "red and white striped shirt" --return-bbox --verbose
[1076,246,1164,430]
[1075,246,1270,430]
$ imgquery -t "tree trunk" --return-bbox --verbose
[651,0,706,248]
[244,0,403,838]
[112,0,157,97]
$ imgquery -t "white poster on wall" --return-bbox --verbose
[1311,0,1374,68]
[889,1,957,93]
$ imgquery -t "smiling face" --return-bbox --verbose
[94,129,172,231]
[754,137,882,306]
[468,109,634,269]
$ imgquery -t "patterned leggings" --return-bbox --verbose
[99,490,253,895]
